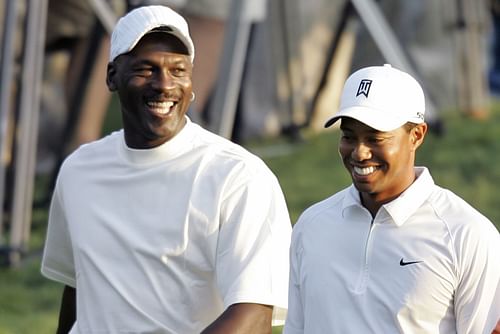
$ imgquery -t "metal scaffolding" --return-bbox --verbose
[0,0,48,265]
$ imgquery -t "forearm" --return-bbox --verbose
[201,303,273,334]
[492,319,500,334]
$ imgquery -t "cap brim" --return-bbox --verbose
[145,26,192,57]
[133,25,194,61]
[324,106,407,132]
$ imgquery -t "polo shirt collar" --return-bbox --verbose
[342,167,435,226]
[343,185,363,210]
[382,167,434,226]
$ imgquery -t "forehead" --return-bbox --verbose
[128,32,190,59]
[340,117,379,132]
[340,117,409,138]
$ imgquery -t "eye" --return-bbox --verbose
[170,66,189,77]
[133,66,154,76]
[367,136,385,144]
[340,132,354,142]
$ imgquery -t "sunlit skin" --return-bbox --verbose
[338,117,427,217]
[492,320,500,334]
[106,33,193,149]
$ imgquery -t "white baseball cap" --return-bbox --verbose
[324,64,425,131]
[109,5,195,63]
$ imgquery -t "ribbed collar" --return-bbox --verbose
[118,116,196,166]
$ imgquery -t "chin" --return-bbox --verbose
[353,182,375,194]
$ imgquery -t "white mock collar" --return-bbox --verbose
[119,116,196,166]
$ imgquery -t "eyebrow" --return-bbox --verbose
[129,58,156,66]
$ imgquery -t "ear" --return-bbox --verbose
[410,123,428,150]
[106,62,118,91]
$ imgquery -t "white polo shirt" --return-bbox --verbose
[42,118,292,333]
[284,167,500,334]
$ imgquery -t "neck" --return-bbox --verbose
[360,168,417,218]
[360,193,398,218]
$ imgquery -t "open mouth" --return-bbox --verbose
[353,165,379,176]
[146,100,176,116]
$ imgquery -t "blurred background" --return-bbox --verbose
[1,0,499,332]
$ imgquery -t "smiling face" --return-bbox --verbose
[338,117,427,215]
[107,32,193,149]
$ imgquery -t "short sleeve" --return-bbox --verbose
[41,184,76,287]
[216,166,292,325]
[283,223,305,334]
[454,218,500,334]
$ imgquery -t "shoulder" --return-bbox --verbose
[428,186,494,230]
[427,185,499,254]
[191,124,258,159]
[190,123,275,178]
[290,188,350,256]
[58,131,121,176]
[293,188,350,233]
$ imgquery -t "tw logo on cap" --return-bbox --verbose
[356,79,372,98]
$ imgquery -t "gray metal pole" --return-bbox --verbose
[208,0,252,139]
[0,0,19,249]
[350,0,437,122]
[9,0,48,265]
[280,0,306,128]
[454,0,489,117]
[87,0,118,34]
[268,0,291,128]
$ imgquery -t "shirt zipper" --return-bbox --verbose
[354,218,376,294]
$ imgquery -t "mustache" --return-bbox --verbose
[147,92,182,101]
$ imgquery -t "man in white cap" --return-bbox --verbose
[284,64,500,333]
[41,5,291,333]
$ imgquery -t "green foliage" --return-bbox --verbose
[1,106,499,333]
[416,109,500,226]
[0,256,60,333]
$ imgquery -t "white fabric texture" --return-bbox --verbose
[41,118,291,333]
[109,5,195,62]
[284,167,500,334]
[324,64,426,131]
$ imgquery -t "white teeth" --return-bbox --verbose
[147,101,174,114]
[353,166,376,176]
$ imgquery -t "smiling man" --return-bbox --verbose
[41,5,292,334]
[284,64,500,333]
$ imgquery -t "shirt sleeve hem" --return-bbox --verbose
[41,266,76,288]
[282,324,303,334]
[224,292,288,325]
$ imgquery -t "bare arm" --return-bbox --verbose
[201,303,273,334]
[56,285,76,334]
[492,320,500,334]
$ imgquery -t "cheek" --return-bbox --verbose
[384,144,412,170]
[338,142,349,158]
[338,145,353,170]
[383,146,400,159]
[180,79,192,93]
[338,148,347,164]
[125,76,147,90]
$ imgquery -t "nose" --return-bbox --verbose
[152,70,176,91]
[351,142,372,161]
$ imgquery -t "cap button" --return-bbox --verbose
[383,63,392,68]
